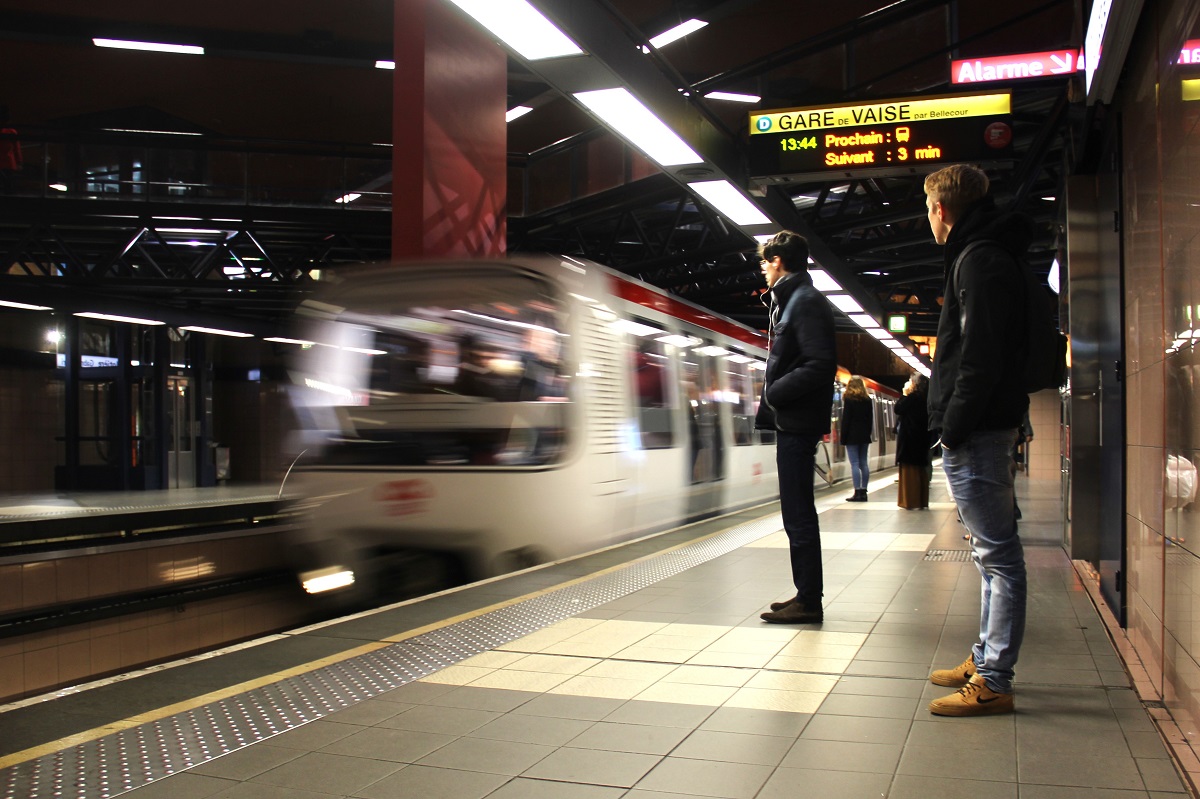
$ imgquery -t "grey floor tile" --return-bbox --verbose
[670,729,792,766]
[1018,744,1145,790]
[603,699,716,728]
[376,681,457,704]
[898,743,1016,781]
[209,783,342,799]
[831,676,927,698]
[567,721,690,755]
[322,698,410,726]
[376,703,500,735]
[1137,758,1188,792]
[485,777,628,798]
[265,719,361,751]
[351,764,508,799]
[425,685,538,713]
[1018,786,1152,799]
[634,756,773,799]
[416,736,555,775]
[190,744,304,781]
[779,738,902,773]
[513,693,627,721]
[471,713,594,746]
[756,766,892,799]
[818,692,922,719]
[845,660,932,680]
[697,706,811,737]
[907,719,1017,755]
[252,751,404,795]
[1126,731,1174,758]
[800,713,911,745]
[121,773,237,799]
[887,774,1017,799]
[320,726,457,762]
[522,746,661,787]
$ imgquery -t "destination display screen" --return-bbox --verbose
[748,92,1013,180]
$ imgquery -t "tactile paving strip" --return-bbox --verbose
[1,514,783,798]
[924,548,974,562]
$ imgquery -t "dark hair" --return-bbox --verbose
[758,230,809,272]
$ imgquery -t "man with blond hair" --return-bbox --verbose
[924,164,1034,716]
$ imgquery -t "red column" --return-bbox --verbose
[392,0,507,259]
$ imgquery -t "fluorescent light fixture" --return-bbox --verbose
[574,88,702,167]
[2,300,52,310]
[753,234,775,244]
[93,37,204,55]
[657,333,701,348]
[848,313,880,328]
[49,183,68,192]
[179,325,253,338]
[694,345,730,357]
[300,566,356,594]
[705,91,761,103]
[265,337,315,346]
[342,346,387,355]
[614,319,661,337]
[808,269,842,292]
[688,180,771,225]
[506,105,533,122]
[334,193,361,204]
[725,354,753,364]
[103,127,202,136]
[1048,258,1061,294]
[375,60,395,69]
[444,0,583,60]
[867,328,890,340]
[883,340,905,349]
[76,311,164,326]
[648,18,708,49]
[826,294,865,314]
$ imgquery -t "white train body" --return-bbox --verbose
[282,255,899,591]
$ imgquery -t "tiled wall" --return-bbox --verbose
[0,531,308,702]
[0,367,62,492]
[1025,389,1062,481]
[1120,0,1200,746]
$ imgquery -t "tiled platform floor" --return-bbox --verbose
[11,472,1194,798]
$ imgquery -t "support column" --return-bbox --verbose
[393,0,507,258]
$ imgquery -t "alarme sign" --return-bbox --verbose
[952,50,1079,84]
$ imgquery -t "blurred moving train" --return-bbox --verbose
[281,255,900,598]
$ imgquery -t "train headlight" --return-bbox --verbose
[301,566,356,594]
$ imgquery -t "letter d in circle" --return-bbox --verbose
[756,117,772,132]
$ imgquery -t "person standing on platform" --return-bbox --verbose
[923,163,1033,716]
[753,230,837,625]
[895,373,931,510]
[839,376,874,502]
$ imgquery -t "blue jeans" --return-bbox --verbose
[777,431,823,604]
[942,428,1026,693]
[846,443,869,489]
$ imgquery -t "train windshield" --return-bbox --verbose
[290,268,570,468]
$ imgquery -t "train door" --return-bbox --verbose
[682,339,726,517]
[166,375,195,489]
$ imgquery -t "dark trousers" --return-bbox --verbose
[777,431,823,604]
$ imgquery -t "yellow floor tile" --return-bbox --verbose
[505,653,601,675]
[889,534,937,551]
[850,533,898,550]
[660,665,754,688]
[745,671,838,693]
[657,624,730,640]
[419,664,495,685]
[724,687,828,714]
[687,651,773,668]
[548,675,652,700]
[611,646,693,664]
[457,651,527,669]
[469,670,572,692]
[635,633,716,651]
[582,660,677,681]
[796,631,868,647]
[766,655,853,673]
[540,641,627,658]
[634,682,737,706]
[775,641,862,659]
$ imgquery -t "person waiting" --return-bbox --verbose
[840,376,874,502]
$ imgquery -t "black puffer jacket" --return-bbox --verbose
[754,271,837,435]
[839,396,873,445]
[928,197,1032,448]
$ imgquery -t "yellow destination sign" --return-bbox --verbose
[751,93,1011,135]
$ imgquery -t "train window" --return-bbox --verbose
[750,360,774,444]
[293,270,571,467]
[628,318,675,449]
[725,355,755,446]
[682,340,726,483]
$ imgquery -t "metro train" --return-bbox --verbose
[280,255,900,598]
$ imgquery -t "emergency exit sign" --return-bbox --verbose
[951,50,1079,84]
[887,315,908,333]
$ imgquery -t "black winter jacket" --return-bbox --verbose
[839,396,873,446]
[928,197,1032,449]
[894,391,931,465]
[754,271,837,436]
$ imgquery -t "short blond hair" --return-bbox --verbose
[924,164,989,220]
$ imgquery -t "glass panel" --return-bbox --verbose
[630,319,675,449]
[293,268,571,467]
[725,356,754,445]
[79,380,114,466]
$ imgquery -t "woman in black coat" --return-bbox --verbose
[895,374,931,509]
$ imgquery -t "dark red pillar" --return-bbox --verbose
[393,0,507,258]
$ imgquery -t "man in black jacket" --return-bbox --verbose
[924,164,1031,717]
[754,230,837,624]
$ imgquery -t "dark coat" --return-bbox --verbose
[928,197,1032,449]
[895,390,931,465]
[754,270,837,436]
[839,396,873,445]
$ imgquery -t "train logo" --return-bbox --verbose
[375,479,435,516]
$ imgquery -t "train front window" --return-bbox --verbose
[293,270,571,468]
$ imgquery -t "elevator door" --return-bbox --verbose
[167,376,195,489]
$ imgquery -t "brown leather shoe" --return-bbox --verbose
[928,674,1014,716]
[769,598,796,612]
[930,654,977,687]
[760,601,822,624]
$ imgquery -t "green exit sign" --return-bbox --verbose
[887,315,908,333]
